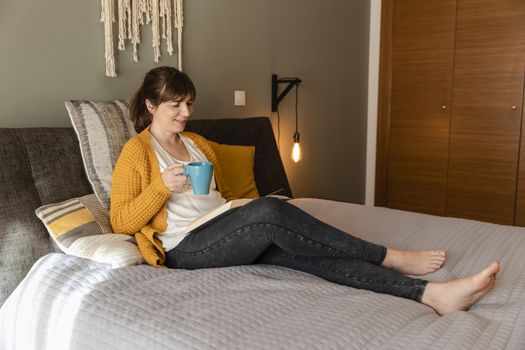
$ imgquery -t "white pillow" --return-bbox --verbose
[35,194,144,268]
[65,100,136,209]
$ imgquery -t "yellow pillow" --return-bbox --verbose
[209,141,259,199]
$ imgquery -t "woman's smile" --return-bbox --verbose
[173,118,187,127]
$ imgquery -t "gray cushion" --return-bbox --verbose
[0,130,53,305]
[20,128,93,204]
[0,128,92,306]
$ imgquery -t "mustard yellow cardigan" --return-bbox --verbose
[110,128,237,267]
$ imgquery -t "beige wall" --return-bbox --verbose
[0,0,370,203]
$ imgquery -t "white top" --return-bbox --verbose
[151,134,226,251]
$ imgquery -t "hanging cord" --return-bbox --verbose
[295,82,299,134]
[275,107,281,151]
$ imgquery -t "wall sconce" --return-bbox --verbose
[271,74,302,163]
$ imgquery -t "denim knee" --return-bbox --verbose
[244,197,288,222]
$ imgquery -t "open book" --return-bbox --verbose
[184,191,290,233]
[184,198,254,233]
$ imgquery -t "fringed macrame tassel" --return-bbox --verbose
[138,0,150,25]
[101,0,117,77]
[175,0,183,70]
[151,0,161,62]
[117,0,130,50]
[131,0,141,62]
[101,0,183,75]
[160,0,167,39]
[126,0,132,41]
[145,0,152,24]
[161,0,174,55]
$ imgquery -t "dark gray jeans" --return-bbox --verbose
[165,197,427,302]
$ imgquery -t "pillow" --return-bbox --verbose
[208,141,259,199]
[35,194,144,267]
[65,100,136,209]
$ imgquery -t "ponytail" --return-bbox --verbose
[129,87,151,133]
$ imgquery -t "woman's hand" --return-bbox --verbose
[162,164,188,192]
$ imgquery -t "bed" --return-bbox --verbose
[1,117,525,349]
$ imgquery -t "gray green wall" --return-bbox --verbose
[0,0,370,203]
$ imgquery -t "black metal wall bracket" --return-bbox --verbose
[271,74,302,112]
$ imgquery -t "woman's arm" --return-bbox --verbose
[110,141,171,234]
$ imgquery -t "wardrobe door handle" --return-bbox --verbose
[441,105,447,110]
[512,105,517,110]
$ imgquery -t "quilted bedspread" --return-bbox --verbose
[1,198,525,350]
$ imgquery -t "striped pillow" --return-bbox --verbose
[65,100,136,209]
[36,194,144,267]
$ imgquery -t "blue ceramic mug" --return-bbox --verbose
[182,161,213,195]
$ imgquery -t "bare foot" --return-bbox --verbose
[382,248,446,276]
[421,261,500,316]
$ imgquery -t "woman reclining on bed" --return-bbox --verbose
[110,66,499,316]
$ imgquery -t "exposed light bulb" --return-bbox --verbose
[292,132,302,163]
[292,142,302,163]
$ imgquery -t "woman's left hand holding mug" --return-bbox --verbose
[162,163,188,192]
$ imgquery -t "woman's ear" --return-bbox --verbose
[145,99,156,114]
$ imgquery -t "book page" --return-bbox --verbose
[184,198,253,233]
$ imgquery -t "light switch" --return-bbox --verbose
[234,90,246,106]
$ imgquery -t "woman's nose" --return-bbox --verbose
[180,104,191,117]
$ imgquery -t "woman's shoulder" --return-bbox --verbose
[120,129,152,157]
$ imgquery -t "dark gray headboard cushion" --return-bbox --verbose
[20,128,93,204]
[185,117,292,198]
[0,128,92,305]
[0,130,58,305]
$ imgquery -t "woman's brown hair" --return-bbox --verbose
[129,66,196,133]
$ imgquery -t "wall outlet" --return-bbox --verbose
[234,90,246,106]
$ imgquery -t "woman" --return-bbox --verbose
[110,66,499,316]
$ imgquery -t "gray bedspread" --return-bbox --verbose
[1,199,525,350]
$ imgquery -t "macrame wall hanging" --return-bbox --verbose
[100,0,184,77]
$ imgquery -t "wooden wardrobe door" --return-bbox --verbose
[386,0,457,215]
[447,0,525,224]
[515,79,525,225]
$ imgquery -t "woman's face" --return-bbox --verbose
[148,95,194,134]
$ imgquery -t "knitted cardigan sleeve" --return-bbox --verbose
[110,138,172,234]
